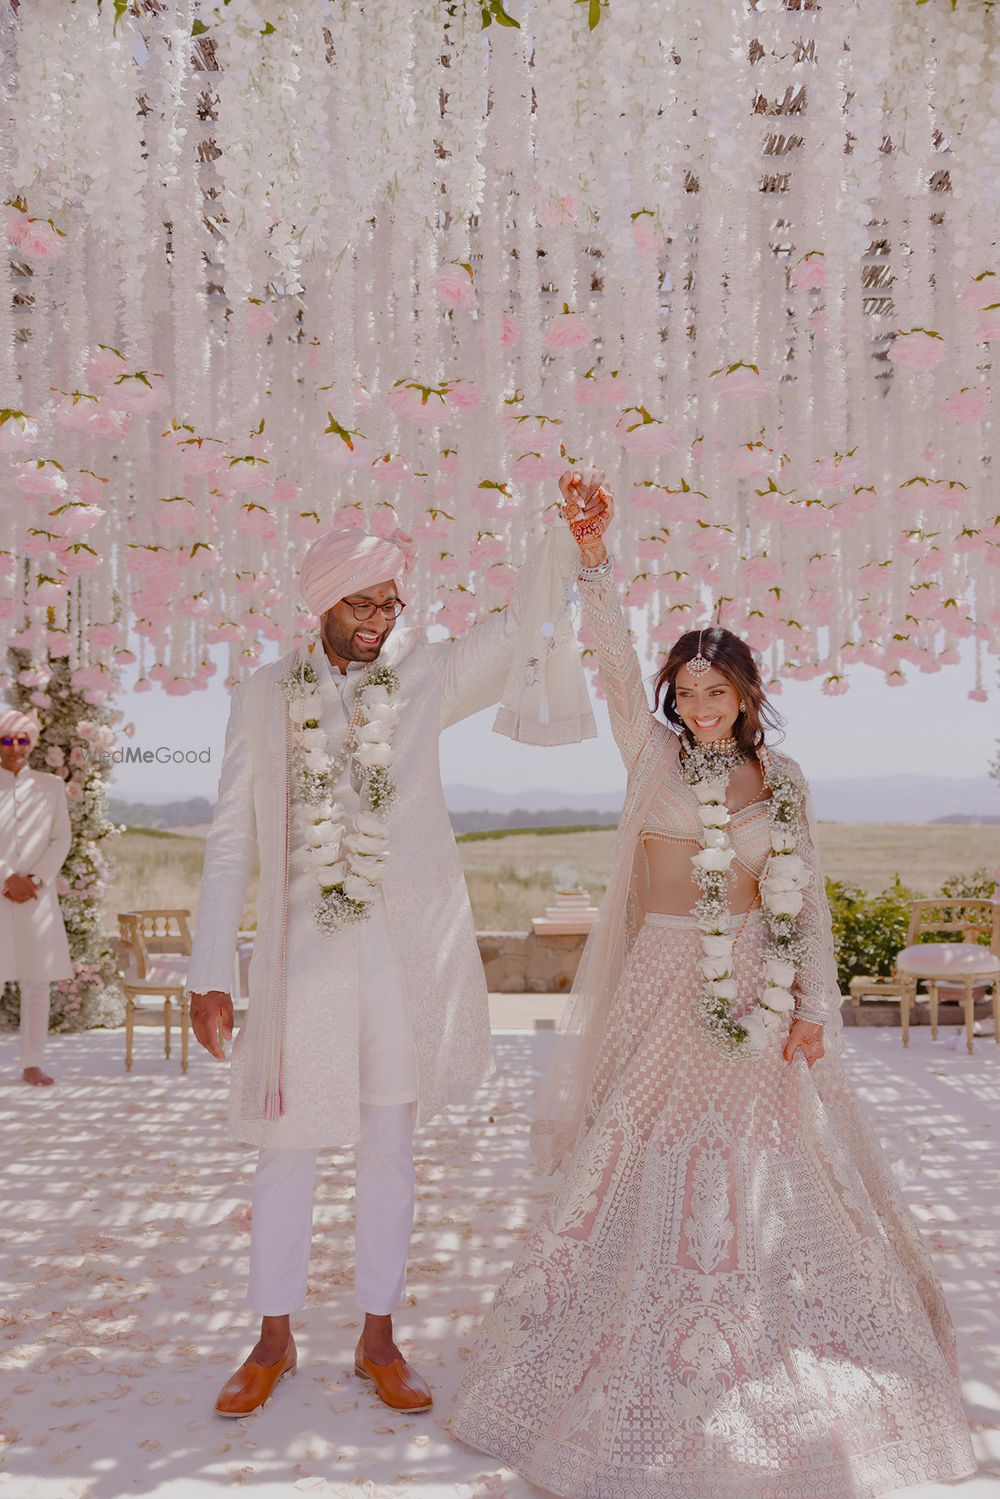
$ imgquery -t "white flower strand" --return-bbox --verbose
[280,651,401,934]
[681,741,811,1056]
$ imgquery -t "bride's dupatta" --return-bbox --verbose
[531,721,678,1175]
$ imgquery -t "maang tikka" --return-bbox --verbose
[688,629,711,676]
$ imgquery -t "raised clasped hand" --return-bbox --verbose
[557,467,615,559]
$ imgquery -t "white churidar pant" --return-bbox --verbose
[246,649,420,1315]
[10,978,50,1068]
[248,1101,417,1315]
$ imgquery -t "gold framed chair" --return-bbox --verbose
[118,909,193,1073]
[896,898,1000,1054]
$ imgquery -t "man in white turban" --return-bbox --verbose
[0,708,74,1085]
[187,517,595,1418]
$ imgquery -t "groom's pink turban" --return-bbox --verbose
[0,708,40,746]
[299,527,417,617]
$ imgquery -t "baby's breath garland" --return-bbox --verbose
[680,739,811,1056]
[280,648,401,934]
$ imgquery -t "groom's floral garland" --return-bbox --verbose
[280,648,401,934]
[680,740,811,1056]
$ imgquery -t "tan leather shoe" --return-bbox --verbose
[354,1343,433,1411]
[214,1340,297,1417]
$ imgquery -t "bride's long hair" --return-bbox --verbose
[652,626,784,757]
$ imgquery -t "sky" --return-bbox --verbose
[106,627,996,807]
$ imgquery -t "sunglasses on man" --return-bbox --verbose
[1,736,31,747]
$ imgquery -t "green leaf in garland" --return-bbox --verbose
[191,18,210,36]
[575,0,603,30]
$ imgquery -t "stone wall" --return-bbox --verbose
[477,931,587,993]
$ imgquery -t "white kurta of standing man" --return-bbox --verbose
[0,765,74,981]
[186,531,592,1151]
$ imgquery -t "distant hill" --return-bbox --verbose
[109,773,999,832]
[109,796,214,829]
[451,807,620,834]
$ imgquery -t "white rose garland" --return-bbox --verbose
[680,740,811,1057]
[280,652,401,934]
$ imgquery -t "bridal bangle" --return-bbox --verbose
[578,555,614,582]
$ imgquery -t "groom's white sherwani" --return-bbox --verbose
[185,529,591,1152]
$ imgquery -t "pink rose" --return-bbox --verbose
[435,265,475,310]
[631,216,662,254]
[19,219,64,260]
[620,418,678,456]
[942,387,989,422]
[272,476,302,504]
[968,687,988,702]
[245,303,278,334]
[387,383,451,426]
[535,191,579,227]
[792,255,825,291]
[500,314,520,349]
[713,365,767,400]
[108,377,169,415]
[544,312,595,351]
[15,461,68,498]
[0,411,36,453]
[89,407,132,440]
[977,309,1000,342]
[179,441,226,476]
[445,380,481,411]
[887,331,944,371]
[958,276,997,310]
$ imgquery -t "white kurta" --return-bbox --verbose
[186,530,589,1151]
[286,651,418,1107]
[0,765,73,982]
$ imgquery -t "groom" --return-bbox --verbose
[187,521,594,1417]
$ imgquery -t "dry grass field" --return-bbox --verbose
[106,821,997,934]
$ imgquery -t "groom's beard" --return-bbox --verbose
[321,612,392,664]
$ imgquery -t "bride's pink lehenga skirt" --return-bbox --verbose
[450,912,975,1499]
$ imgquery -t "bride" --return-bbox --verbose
[450,470,976,1499]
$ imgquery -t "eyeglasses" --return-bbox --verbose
[1,736,31,747]
[341,597,406,623]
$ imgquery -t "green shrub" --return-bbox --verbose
[826,876,915,992]
[939,867,996,900]
[827,868,998,990]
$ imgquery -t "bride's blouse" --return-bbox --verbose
[580,571,836,1024]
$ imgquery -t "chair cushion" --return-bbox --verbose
[140,956,190,988]
[896,942,1000,978]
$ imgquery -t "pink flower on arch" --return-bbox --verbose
[793,254,826,292]
[500,314,521,349]
[544,312,595,352]
[968,687,988,702]
[942,387,989,423]
[977,309,1000,342]
[18,219,64,261]
[887,330,944,371]
[387,383,452,426]
[958,275,997,310]
[631,216,663,254]
[535,191,580,228]
[244,303,279,335]
[435,264,475,310]
[712,363,768,400]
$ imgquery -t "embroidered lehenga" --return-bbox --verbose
[450,576,975,1499]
